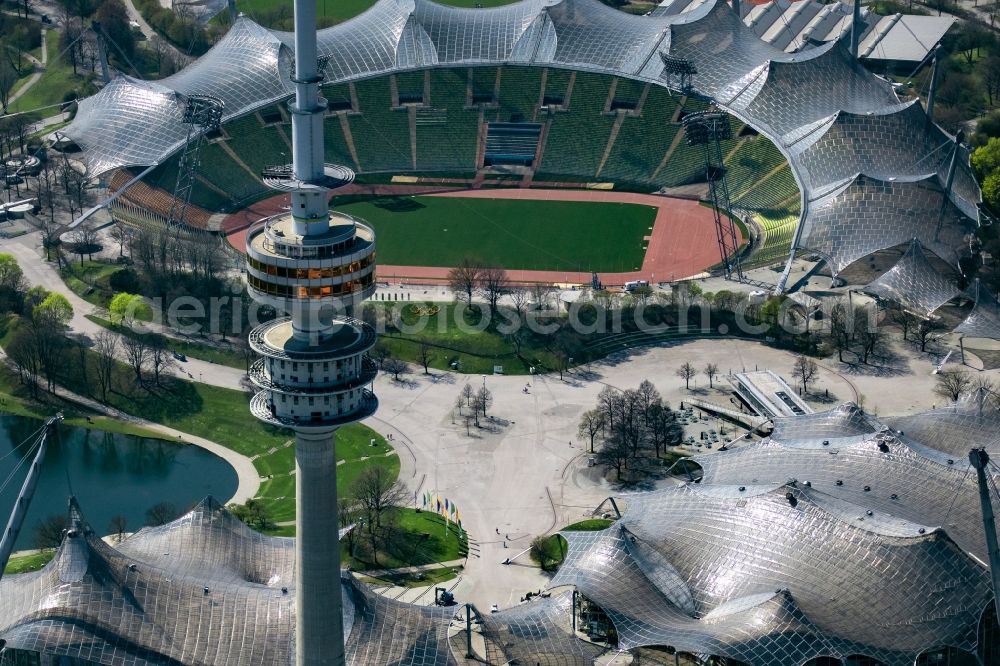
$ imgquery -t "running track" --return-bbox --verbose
[223,186,737,286]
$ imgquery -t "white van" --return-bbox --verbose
[623,280,649,292]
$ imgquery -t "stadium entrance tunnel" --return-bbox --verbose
[110,65,801,267]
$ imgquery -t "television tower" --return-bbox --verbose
[243,0,377,659]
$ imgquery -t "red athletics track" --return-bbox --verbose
[222,186,738,286]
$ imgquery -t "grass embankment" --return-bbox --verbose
[8,29,90,117]
[86,315,246,370]
[60,261,126,310]
[345,509,468,573]
[374,301,563,375]
[3,550,54,574]
[333,195,655,272]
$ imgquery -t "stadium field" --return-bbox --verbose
[332,195,656,272]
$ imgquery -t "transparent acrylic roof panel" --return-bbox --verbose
[768,402,881,447]
[163,18,293,118]
[797,174,976,275]
[786,100,981,215]
[411,0,543,63]
[862,239,961,316]
[546,0,672,73]
[479,591,607,666]
[69,76,188,174]
[692,427,996,562]
[885,394,1000,457]
[617,483,989,662]
[954,279,1000,340]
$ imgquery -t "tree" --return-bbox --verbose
[596,429,631,480]
[473,386,493,417]
[647,401,683,458]
[578,409,606,453]
[33,514,68,550]
[509,287,530,320]
[857,320,886,365]
[828,300,855,362]
[6,325,40,397]
[147,334,176,386]
[934,370,973,403]
[109,292,149,329]
[92,331,117,402]
[96,0,136,59]
[916,318,943,353]
[478,266,511,312]
[417,340,435,374]
[121,335,151,385]
[529,535,565,572]
[228,498,272,531]
[383,356,410,381]
[675,362,696,390]
[0,58,16,114]
[0,252,26,313]
[32,294,73,392]
[890,308,918,341]
[145,502,179,526]
[703,363,719,389]
[460,383,475,408]
[108,514,128,543]
[448,258,481,307]
[33,292,73,326]
[109,224,131,257]
[793,355,818,394]
[370,342,391,370]
[71,222,100,264]
[349,465,408,566]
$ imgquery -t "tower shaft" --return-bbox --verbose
[296,430,344,665]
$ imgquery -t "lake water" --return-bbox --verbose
[0,414,238,551]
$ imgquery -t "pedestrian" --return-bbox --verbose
[496,527,500,534]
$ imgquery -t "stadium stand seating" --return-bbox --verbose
[599,84,680,185]
[224,114,292,174]
[136,65,800,268]
[537,72,616,178]
[109,169,213,230]
[346,77,412,171]
[494,66,543,122]
[745,210,800,267]
[415,69,480,171]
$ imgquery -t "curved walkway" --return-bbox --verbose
[223,187,732,286]
[6,27,47,108]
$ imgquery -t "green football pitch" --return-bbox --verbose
[331,195,656,272]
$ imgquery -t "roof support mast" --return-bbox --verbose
[0,415,62,582]
[969,448,1000,621]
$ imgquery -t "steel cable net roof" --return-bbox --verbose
[0,498,462,666]
[861,238,961,316]
[768,401,882,446]
[550,480,992,665]
[797,173,975,274]
[954,279,1000,340]
[477,591,607,666]
[63,0,981,281]
[885,393,1000,458]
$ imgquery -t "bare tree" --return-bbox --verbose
[145,502,179,526]
[793,356,818,395]
[448,258,481,307]
[6,325,41,398]
[703,363,719,389]
[108,514,128,543]
[33,514,67,550]
[350,465,409,566]
[596,430,630,480]
[890,308,918,341]
[828,300,855,362]
[676,362,696,390]
[934,369,973,403]
[478,266,511,312]
[147,334,176,386]
[578,409,606,453]
[460,383,474,408]
[120,335,151,385]
[417,340,434,374]
[857,323,885,365]
[473,385,493,417]
[71,222,99,264]
[916,318,943,353]
[383,356,410,381]
[93,331,118,402]
[109,224,131,257]
[509,287,530,320]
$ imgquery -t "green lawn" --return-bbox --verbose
[59,261,125,310]
[333,196,655,272]
[344,508,468,571]
[3,550,54,574]
[563,518,614,531]
[372,301,564,375]
[86,315,247,370]
[8,29,87,117]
